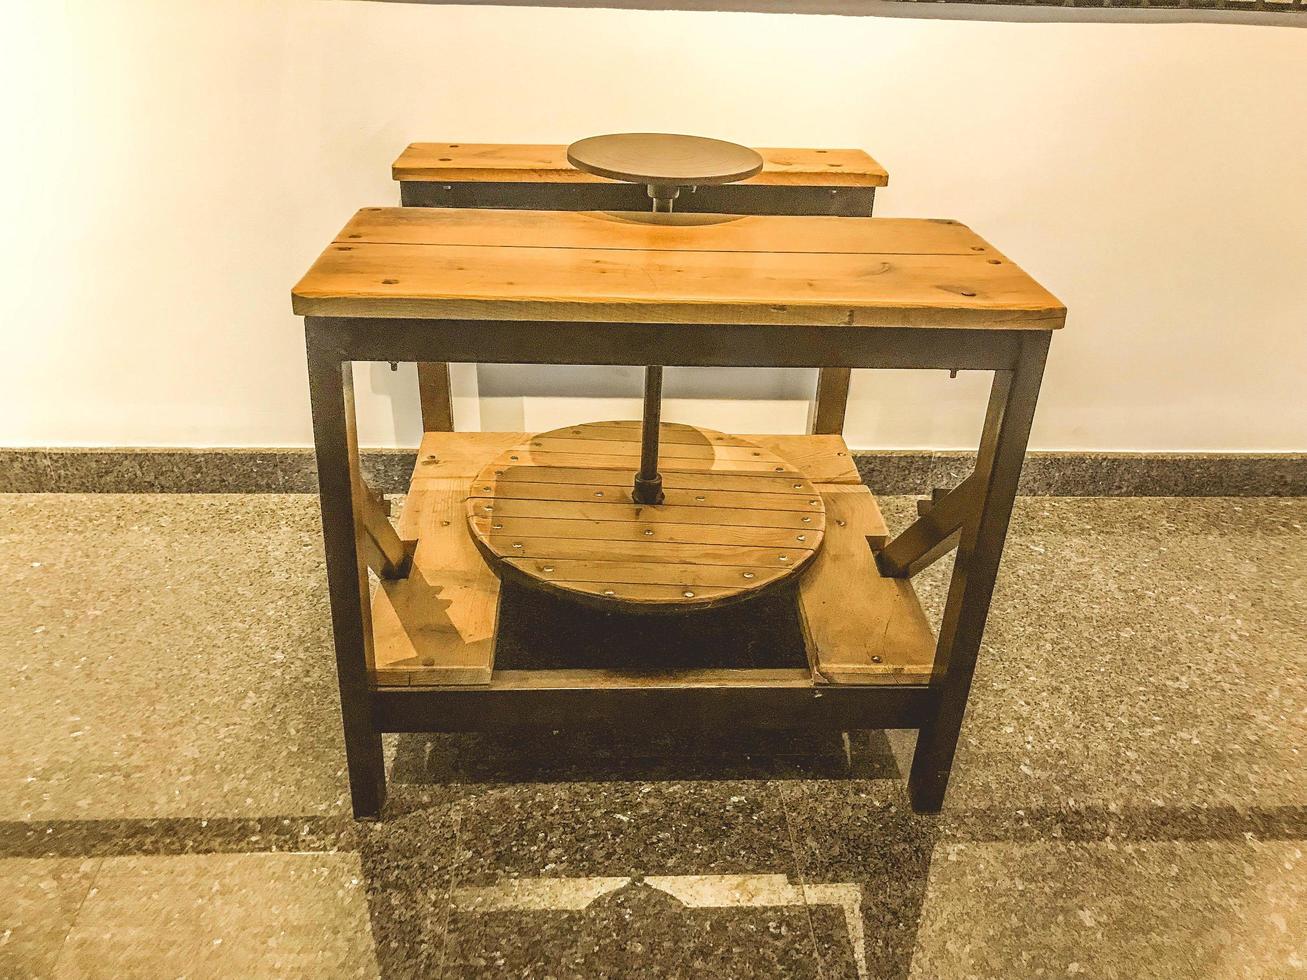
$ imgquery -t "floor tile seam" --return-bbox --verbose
[436,808,464,980]
[776,780,832,979]
[47,855,104,976]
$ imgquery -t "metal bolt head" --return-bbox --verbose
[683,591,695,598]
[802,516,812,523]
[492,522,503,530]
[543,565,554,573]
[603,589,615,596]
[778,555,790,562]
[695,495,706,502]
[774,466,784,472]
[511,542,523,549]
[594,491,604,497]
[809,499,819,506]
[871,655,883,664]
[743,572,755,580]
[792,483,802,489]
[643,529,654,536]
[796,534,806,542]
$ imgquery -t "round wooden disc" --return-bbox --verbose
[467,422,826,612]
[566,133,764,187]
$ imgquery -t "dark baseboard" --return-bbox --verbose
[0,447,1303,496]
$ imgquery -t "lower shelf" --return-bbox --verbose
[369,431,936,689]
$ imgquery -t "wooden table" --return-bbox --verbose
[293,206,1064,820]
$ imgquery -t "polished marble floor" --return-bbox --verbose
[1,493,1304,978]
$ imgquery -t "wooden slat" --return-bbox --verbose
[473,515,813,550]
[410,431,528,484]
[472,480,824,512]
[393,143,889,188]
[474,467,819,495]
[292,210,1066,329]
[750,434,860,484]
[809,367,853,436]
[505,557,789,589]
[337,209,987,256]
[481,497,821,530]
[371,479,498,687]
[799,485,935,686]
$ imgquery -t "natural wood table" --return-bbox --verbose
[293,206,1064,820]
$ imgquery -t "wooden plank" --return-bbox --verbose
[472,480,824,512]
[482,497,821,530]
[472,515,814,550]
[475,534,814,568]
[338,208,984,256]
[416,361,454,432]
[505,557,789,589]
[393,143,889,188]
[484,449,802,476]
[359,488,411,579]
[798,484,935,686]
[371,479,498,687]
[472,467,821,495]
[410,431,528,484]
[749,434,860,484]
[293,213,1066,329]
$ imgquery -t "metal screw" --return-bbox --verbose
[543,565,554,573]
[802,516,812,523]
[512,542,523,549]
[809,499,819,506]
[492,522,503,529]
[683,591,695,598]
[594,491,604,497]
[483,505,493,512]
[837,519,846,527]
[778,555,790,562]
[482,486,491,491]
[603,589,615,596]
[643,529,654,536]
[510,455,519,462]
[792,483,802,489]
[871,655,883,664]
[695,495,706,501]
[774,466,784,472]
[743,572,755,580]
[797,534,806,542]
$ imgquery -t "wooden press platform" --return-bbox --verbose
[369,427,934,688]
[467,422,827,610]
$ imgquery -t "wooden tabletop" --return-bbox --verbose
[292,207,1066,329]
[393,143,888,188]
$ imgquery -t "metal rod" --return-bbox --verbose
[632,365,665,504]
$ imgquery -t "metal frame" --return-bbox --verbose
[306,315,1050,819]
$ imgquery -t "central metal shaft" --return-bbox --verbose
[632,364,665,505]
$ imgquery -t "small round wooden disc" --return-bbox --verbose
[567,133,764,187]
[467,421,826,612]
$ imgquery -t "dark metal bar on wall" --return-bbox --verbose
[361,0,1304,21]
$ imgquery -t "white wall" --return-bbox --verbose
[2,0,1304,451]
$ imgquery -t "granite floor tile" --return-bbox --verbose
[881,495,1307,812]
[908,838,1307,980]
[443,876,825,979]
[49,852,379,979]
[0,857,100,979]
[0,494,348,821]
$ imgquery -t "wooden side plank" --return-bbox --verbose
[798,485,935,685]
[371,479,498,687]
[339,209,984,256]
[392,143,889,187]
[410,432,528,483]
